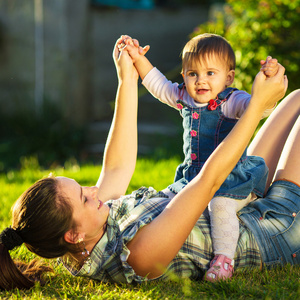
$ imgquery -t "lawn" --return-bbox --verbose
[1,157,300,299]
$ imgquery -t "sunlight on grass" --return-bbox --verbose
[2,157,300,299]
[0,157,180,229]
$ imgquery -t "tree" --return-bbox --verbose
[192,0,300,93]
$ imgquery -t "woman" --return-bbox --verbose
[0,36,294,290]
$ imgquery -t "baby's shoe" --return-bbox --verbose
[205,254,234,282]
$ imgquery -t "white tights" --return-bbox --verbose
[208,194,253,259]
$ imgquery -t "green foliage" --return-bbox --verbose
[0,101,85,171]
[193,0,300,93]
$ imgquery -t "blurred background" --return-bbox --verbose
[0,0,298,171]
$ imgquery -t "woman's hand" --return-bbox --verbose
[251,63,288,111]
[113,35,139,82]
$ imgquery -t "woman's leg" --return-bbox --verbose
[248,89,300,190]
[273,114,300,184]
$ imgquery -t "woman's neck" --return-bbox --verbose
[68,223,107,268]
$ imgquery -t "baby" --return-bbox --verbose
[119,33,278,281]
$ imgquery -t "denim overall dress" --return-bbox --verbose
[168,87,269,199]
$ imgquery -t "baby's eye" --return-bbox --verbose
[84,196,88,203]
[188,72,197,77]
[207,71,215,76]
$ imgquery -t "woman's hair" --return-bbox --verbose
[181,33,236,72]
[0,176,78,290]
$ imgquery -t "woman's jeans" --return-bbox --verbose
[239,180,300,267]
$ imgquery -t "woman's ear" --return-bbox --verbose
[64,230,84,245]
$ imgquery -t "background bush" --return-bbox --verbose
[193,0,300,93]
[0,102,85,171]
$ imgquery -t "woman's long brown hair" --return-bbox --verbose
[0,177,77,290]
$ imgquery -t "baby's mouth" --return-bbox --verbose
[197,88,209,94]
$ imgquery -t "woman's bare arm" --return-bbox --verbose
[127,66,288,278]
[96,38,139,201]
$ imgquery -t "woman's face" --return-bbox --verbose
[57,177,110,245]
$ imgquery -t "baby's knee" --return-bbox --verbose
[208,197,238,213]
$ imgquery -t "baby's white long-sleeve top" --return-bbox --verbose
[142,67,274,119]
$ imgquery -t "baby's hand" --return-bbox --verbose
[260,56,279,78]
[117,35,150,63]
[117,35,134,50]
[132,38,150,56]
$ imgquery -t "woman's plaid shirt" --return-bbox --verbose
[62,187,261,283]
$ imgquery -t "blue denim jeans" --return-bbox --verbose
[238,180,300,268]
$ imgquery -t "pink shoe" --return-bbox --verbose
[205,255,234,282]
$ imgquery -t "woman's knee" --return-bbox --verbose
[285,89,300,108]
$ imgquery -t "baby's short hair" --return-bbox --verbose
[182,33,235,71]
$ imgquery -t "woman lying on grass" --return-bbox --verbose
[0,36,297,291]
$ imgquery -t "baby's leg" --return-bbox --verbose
[208,196,251,259]
[205,195,252,282]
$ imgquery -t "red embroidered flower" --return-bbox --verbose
[177,103,183,110]
[190,130,197,137]
[207,99,218,111]
[192,112,199,119]
[191,153,197,160]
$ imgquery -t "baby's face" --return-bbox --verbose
[182,55,235,104]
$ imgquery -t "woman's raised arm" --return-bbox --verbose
[96,37,139,201]
[127,65,288,278]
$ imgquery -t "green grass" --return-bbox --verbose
[1,157,300,299]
